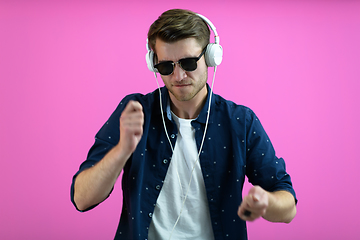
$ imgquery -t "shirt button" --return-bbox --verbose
[148,213,153,218]
[156,185,161,190]
[163,159,168,164]
[170,134,175,138]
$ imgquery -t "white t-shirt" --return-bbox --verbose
[148,113,214,240]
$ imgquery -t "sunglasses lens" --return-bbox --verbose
[179,58,197,71]
[154,57,199,75]
[155,62,174,75]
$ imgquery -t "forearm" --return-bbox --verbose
[263,190,297,223]
[74,144,130,211]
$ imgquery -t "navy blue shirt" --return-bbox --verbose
[71,84,297,240]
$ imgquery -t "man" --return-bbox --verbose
[71,9,297,240]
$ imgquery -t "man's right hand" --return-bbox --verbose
[118,100,144,156]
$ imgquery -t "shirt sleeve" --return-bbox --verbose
[245,108,297,203]
[70,95,134,211]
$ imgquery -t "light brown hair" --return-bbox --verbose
[147,9,210,55]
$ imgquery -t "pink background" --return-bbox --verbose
[1,0,359,239]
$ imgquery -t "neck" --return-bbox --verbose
[169,87,208,119]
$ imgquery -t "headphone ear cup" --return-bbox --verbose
[146,50,157,72]
[205,43,223,67]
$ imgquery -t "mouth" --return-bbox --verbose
[173,83,191,87]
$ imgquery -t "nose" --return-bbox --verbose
[172,62,187,81]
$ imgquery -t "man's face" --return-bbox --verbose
[154,38,208,103]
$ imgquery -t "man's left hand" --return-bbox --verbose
[237,185,269,221]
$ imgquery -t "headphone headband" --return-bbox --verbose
[146,12,223,72]
[196,13,220,45]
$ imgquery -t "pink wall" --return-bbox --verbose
[1,0,359,239]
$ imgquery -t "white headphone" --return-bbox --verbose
[146,13,222,239]
[145,13,223,72]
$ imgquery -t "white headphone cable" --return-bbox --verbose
[153,66,217,240]
[154,73,185,197]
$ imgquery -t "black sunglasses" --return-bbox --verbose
[154,47,207,76]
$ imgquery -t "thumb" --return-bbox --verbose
[252,194,260,202]
[125,100,143,112]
